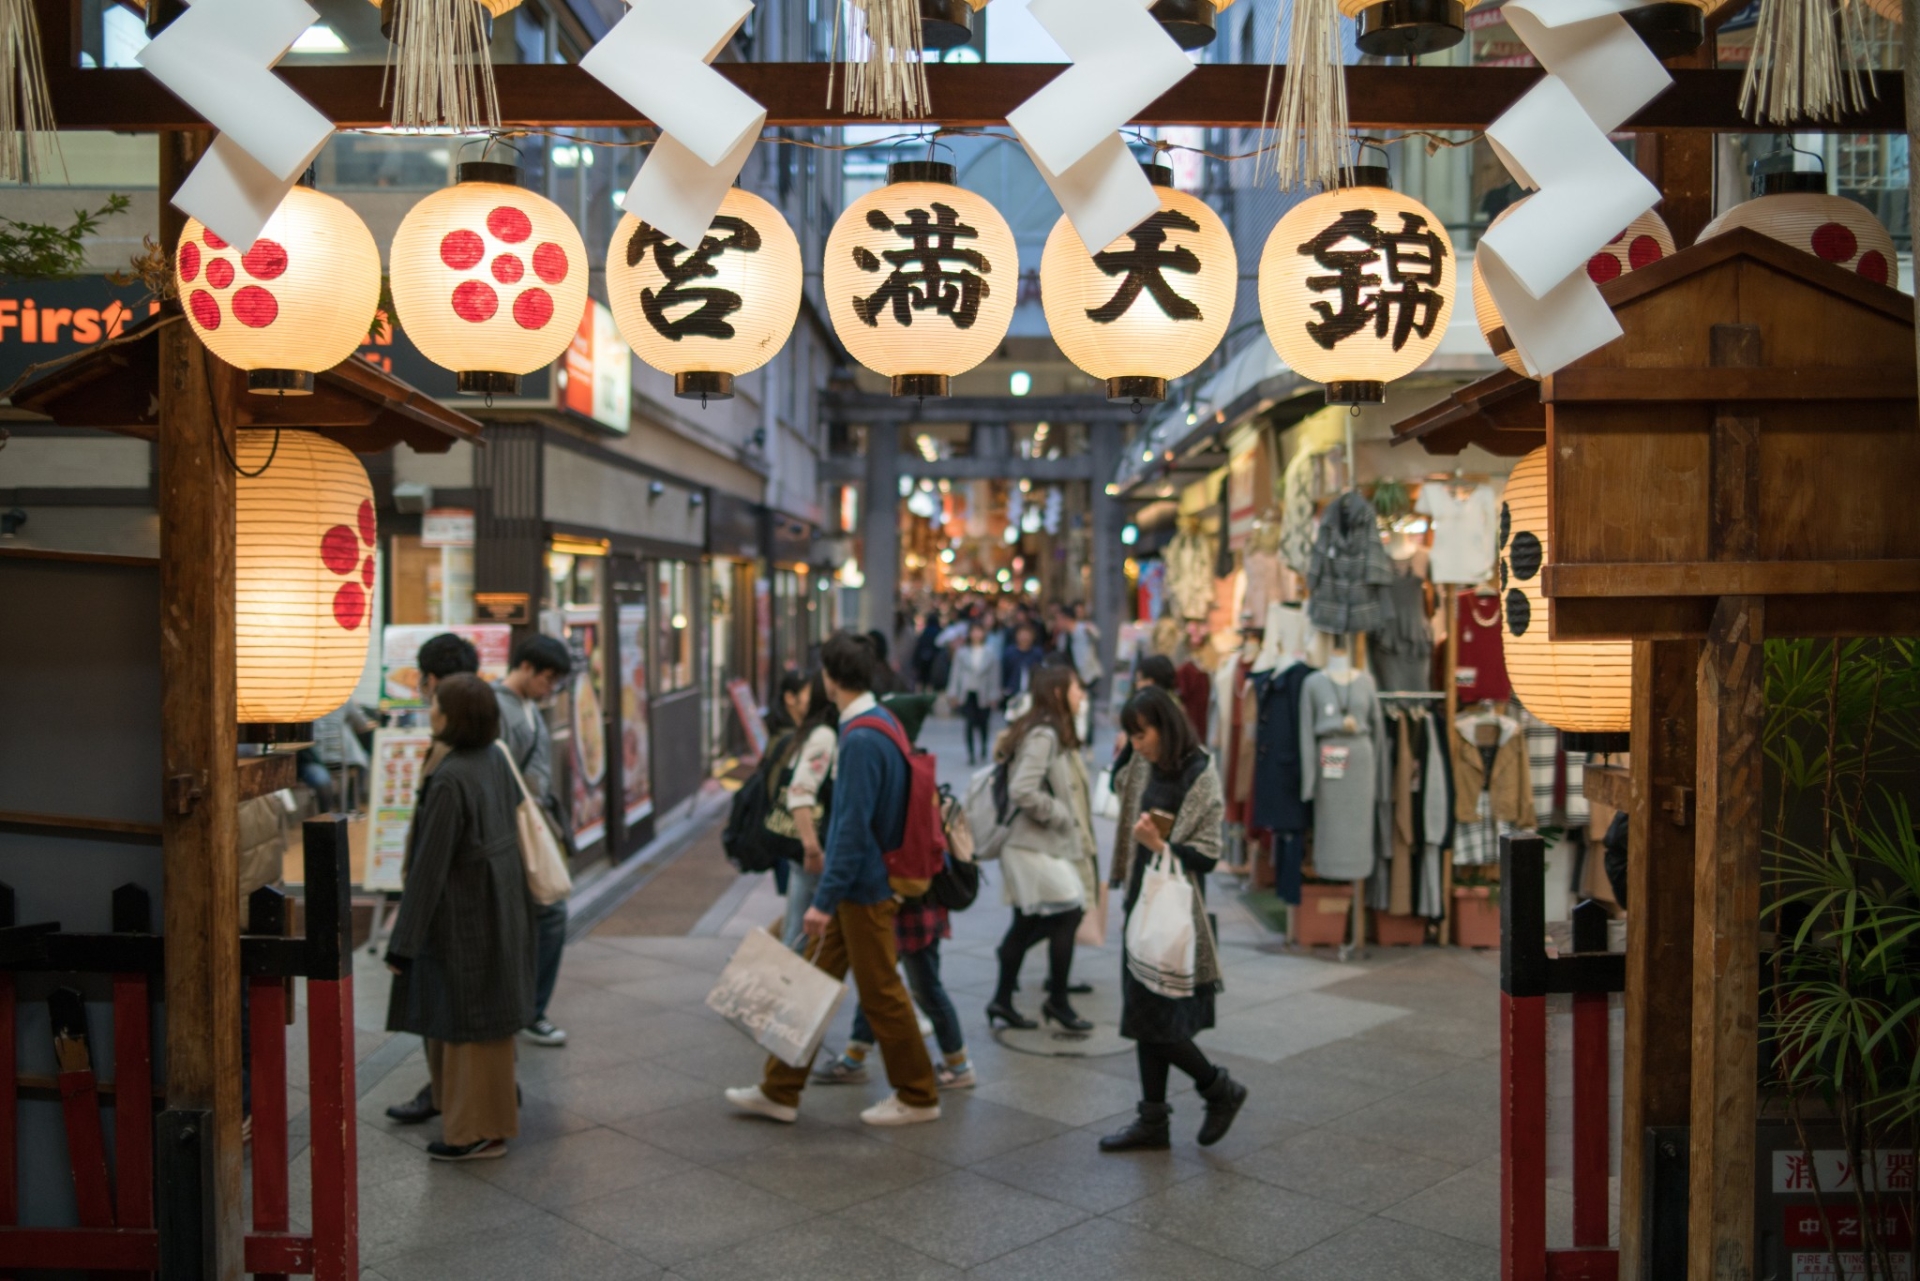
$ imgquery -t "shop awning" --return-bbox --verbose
[1389,368,1543,457]
[4,312,484,455]
[1110,337,1317,498]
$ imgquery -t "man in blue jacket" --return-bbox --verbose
[726,632,941,1127]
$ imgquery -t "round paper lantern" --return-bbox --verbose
[1040,163,1236,404]
[1498,446,1631,736]
[389,161,589,396]
[1698,172,1896,286]
[236,431,377,727]
[823,161,1018,398]
[1258,167,1456,405]
[607,188,803,403]
[1472,201,1675,377]
[1150,0,1236,50]
[177,184,381,395]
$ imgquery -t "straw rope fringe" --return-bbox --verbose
[383,0,503,132]
[0,0,61,183]
[1268,0,1351,191]
[1740,0,1876,122]
[832,0,931,119]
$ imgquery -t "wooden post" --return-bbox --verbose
[1637,13,1718,248]
[1617,638,1699,1280]
[157,128,245,1281]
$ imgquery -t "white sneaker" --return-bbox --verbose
[724,1086,798,1123]
[860,1093,941,1127]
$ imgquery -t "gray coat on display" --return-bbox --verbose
[1306,490,1397,635]
[386,745,537,1044]
[1299,668,1390,882]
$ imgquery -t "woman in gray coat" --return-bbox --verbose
[987,664,1098,1033]
[385,673,537,1161]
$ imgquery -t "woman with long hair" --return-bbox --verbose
[946,621,1002,766]
[986,664,1098,1032]
[777,671,840,951]
[1099,686,1247,1152]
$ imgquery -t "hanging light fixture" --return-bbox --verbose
[177,179,382,395]
[1151,0,1236,50]
[1258,165,1455,406]
[1499,446,1631,743]
[389,160,590,396]
[1472,202,1674,378]
[823,161,1018,398]
[921,0,987,49]
[1341,0,1464,57]
[606,187,802,403]
[236,430,378,732]
[1698,169,1896,286]
[1040,162,1236,406]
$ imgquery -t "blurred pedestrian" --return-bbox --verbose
[494,634,575,1048]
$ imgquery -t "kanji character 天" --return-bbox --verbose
[1087,209,1203,324]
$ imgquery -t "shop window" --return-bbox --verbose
[655,559,695,692]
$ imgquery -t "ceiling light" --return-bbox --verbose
[291,23,348,53]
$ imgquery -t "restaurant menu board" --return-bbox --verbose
[363,728,433,891]
[380,623,512,708]
[565,610,607,849]
[727,678,770,760]
[618,604,652,827]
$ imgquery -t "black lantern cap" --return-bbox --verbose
[1142,163,1174,188]
[1108,376,1167,405]
[1620,3,1704,59]
[892,374,950,398]
[888,161,957,186]
[1355,0,1465,57]
[1333,165,1393,192]
[921,0,975,49]
[458,161,523,187]
[1325,380,1386,406]
[248,369,316,397]
[1150,0,1217,50]
[458,371,522,397]
[676,371,735,401]
[1759,170,1828,196]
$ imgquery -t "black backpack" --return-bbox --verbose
[721,733,802,873]
[925,785,982,911]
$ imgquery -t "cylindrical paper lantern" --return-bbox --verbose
[1698,172,1896,286]
[236,431,377,726]
[1259,167,1456,405]
[1150,0,1237,50]
[823,161,1017,398]
[1041,164,1236,403]
[607,188,803,402]
[389,161,589,396]
[177,184,382,395]
[1498,446,1631,735]
[1472,201,1675,377]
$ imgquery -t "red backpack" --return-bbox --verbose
[844,711,948,897]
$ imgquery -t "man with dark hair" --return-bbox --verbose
[727,631,941,1128]
[1136,654,1178,692]
[495,633,575,1047]
[416,632,481,702]
[1001,623,1045,709]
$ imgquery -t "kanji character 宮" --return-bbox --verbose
[1296,206,1450,352]
[626,216,762,341]
[1088,209,1204,323]
[851,203,991,329]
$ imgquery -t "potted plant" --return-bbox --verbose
[1452,867,1501,949]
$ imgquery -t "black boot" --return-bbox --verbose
[1041,995,1093,1032]
[1196,1067,1248,1147]
[1099,1102,1172,1152]
[986,997,1037,1029]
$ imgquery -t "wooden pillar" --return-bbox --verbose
[1638,36,1718,248]
[1617,637,1699,1279]
[157,129,245,1281]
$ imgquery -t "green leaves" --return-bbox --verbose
[0,195,133,281]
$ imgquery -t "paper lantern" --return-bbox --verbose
[236,431,377,727]
[1258,167,1455,405]
[177,183,381,395]
[1498,446,1631,736]
[607,187,802,402]
[1472,201,1675,378]
[389,162,589,396]
[1040,164,1236,403]
[823,161,1018,397]
[1150,0,1236,50]
[1698,172,1896,287]
[921,0,987,48]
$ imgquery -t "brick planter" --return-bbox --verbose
[1372,909,1428,946]
[1292,882,1354,946]
[1453,886,1502,949]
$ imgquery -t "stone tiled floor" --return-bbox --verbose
[295,712,1525,1279]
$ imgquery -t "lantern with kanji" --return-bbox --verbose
[1698,171,1896,287]
[389,161,589,396]
[1040,163,1236,404]
[607,188,803,403]
[1498,446,1631,738]
[1258,167,1455,405]
[176,183,382,395]
[236,430,378,728]
[823,161,1018,398]
[1472,202,1675,377]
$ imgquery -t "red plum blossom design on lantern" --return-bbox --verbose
[185,225,292,334]
[437,205,571,332]
[320,499,377,631]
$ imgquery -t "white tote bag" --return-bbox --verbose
[1125,850,1197,998]
[495,740,573,906]
[706,927,848,1067]
[1091,767,1120,821]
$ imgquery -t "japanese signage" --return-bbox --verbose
[363,728,434,891]
[559,298,632,433]
[1088,209,1204,324]
[379,623,512,708]
[628,215,760,340]
[851,202,991,330]
[1776,1150,1917,1195]
[420,508,475,549]
[617,604,653,828]
[1298,207,1449,353]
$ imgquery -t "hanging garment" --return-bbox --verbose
[1279,448,1319,577]
[1417,482,1499,586]
[1388,710,1416,916]
[1523,710,1560,825]
[1453,591,1513,705]
[1165,531,1216,622]
[1215,476,1236,579]
[1173,660,1212,738]
[1450,710,1535,865]
[1299,667,1389,881]
[1369,560,1434,693]
[1242,546,1284,620]
[1306,491,1397,636]
[1219,658,1259,826]
[1250,661,1314,836]
[1420,713,1453,918]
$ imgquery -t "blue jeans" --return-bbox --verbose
[783,864,819,953]
[532,899,567,1022]
[850,939,965,1058]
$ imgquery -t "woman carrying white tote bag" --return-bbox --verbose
[496,740,572,906]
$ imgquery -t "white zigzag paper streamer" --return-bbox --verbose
[137,0,335,251]
[1007,0,1194,252]
[582,0,767,251]
[1476,0,1668,376]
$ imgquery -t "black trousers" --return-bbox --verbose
[961,693,992,760]
[1136,1040,1217,1103]
[995,908,1082,1003]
